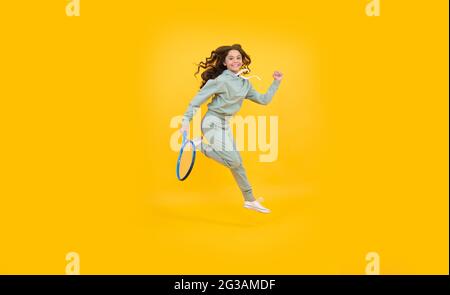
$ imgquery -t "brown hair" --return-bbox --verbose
[194,44,252,88]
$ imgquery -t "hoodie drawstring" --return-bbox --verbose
[235,68,262,81]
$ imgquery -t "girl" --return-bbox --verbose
[180,44,283,213]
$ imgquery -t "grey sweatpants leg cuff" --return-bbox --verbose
[243,190,256,202]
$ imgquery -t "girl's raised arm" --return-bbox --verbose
[245,79,281,105]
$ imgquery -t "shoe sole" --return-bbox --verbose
[243,204,271,214]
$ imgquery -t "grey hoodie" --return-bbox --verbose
[182,69,281,125]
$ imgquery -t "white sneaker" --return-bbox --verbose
[243,199,271,214]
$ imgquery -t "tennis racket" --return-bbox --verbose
[176,130,197,181]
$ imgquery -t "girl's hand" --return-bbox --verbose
[180,123,189,135]
[273,71,283,81]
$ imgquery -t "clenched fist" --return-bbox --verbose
[273,71,283,81]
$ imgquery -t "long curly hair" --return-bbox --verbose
[194,44,252,89]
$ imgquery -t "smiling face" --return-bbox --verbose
[223,49,243,73]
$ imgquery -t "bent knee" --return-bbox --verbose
[227,157,242,169]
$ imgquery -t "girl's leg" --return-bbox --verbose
[200,114,256,202]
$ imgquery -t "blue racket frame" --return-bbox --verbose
[176,131,196,181]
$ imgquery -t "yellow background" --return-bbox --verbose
[0,0,448,274]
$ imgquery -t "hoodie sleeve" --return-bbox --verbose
[245,79,281,105]
[182,79,223,125]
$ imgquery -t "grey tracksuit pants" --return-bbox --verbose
[199,110,255,202]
